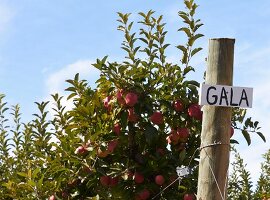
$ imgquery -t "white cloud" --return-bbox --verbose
[45,60,100,94]
[0,2,15,33]
[44,60,100,114]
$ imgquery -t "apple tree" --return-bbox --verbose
[0,0,264,199]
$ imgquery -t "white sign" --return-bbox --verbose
[199,83,253,108]
[176,166,190,177]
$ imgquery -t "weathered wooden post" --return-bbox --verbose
[197,38,235,200]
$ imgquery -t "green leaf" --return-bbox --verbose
[184,0,192,9]
[67,93,77,100]
[230,139,239,144]
[191,47,202,57]
[178,12,190,24]
[37,174,44,189]
[27,180,36,187]
[183,66,195,76]
[178,27,192,37]
[32,168,40,179]
[179,149,186,162]
[256,131,266,142]
[254,121,259,128]
[17,172,28,178]
[144,125,158,145]
[184,80,200,87]
[176,45,187,53]
[242,130,251,145]
[193,33,204,40]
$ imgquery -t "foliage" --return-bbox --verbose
[228,147,270,200]
[228,147,253,200]
[0,0,264,199]
[253,149,270,199]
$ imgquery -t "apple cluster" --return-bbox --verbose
[56,89,234,200]
[90,91,202,199]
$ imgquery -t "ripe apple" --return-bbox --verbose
[173,100,184,112]
[177,127,190,141]
[103,96,112,110]
[230,127,234,137]
[155,175,165,186]
[128,108,139,122]
[138,189,151,200]
[116,90,126,105]
[184,193,195,200]
[125,92,138,107]
[134,172,144,184]
[100,175,111,186]
[113,123,121,135]
[75,146,87,155]
[48,195,56,200]
[108,139,118,153]
[167,129,180,145]
[109,176,119,187]
[150,111,164,125]
[188,104,202,120]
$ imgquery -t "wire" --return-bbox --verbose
[150,141,230,200]
[151,176,183,199]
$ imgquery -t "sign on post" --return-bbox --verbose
[199,83,253,108]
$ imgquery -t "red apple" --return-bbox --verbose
[134,172,144,184]
[188,104,202,120]
[128,108,139,122]
[75,146,87,155]
[177,128,190,141]
[108,139,118,153]
[48,195,56,200]
[173,100,184,112]
[138,189,151,200]
[184,193,195,200]
[113,123,121,135]
[110,176,119,187]
[167,129,180,145]
[125,92,138,107]
[230,127,234,137]
[100,175,111,186]
[116,90,126,105]
[150,111,164,125]
[155,175,165,186]
[103,96,112,110]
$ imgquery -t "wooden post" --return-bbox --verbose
[197,38,235,200]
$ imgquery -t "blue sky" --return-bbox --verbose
[1,0,270,186]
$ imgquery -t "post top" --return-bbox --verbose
[210,38,235,41]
